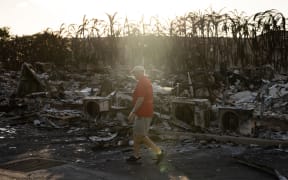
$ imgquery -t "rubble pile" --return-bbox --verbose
[0,62,288,150]
[0,63,288,139]
[0,62,287,179]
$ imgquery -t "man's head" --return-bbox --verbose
[131,66,145,80]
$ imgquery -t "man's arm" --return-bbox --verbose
[131,97,144,113]
[128,97,144,122]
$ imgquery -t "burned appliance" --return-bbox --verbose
[218,106,254,135]
[83,96,110,123]
[171,97,211,128]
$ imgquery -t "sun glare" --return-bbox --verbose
[2,0,288,35]
[81,0,215,21]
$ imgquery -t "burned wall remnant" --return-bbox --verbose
[16,63,46,97]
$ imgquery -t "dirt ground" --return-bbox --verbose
[0,124,283,180]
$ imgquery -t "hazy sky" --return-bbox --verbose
[1,0,288,35]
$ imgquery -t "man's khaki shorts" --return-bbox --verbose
[133,116,152,136]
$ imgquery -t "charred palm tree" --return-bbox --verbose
[186,12,199,37]
[183,12,200,71]
[139,15,148,35]
[171,15,187,71]
[194,11,210,70]
[77,15,90,38]
[123,17,131,37]
[90,18,105,38]
[240,13,262,68]
[158,18,179,71]
[89,18,106,65]
[73,15,90,64]
[142,16,169,67]
[65,24,79,64]
[0,27,11,64]
[205,8,225,69]
[175,15,187,37]
[105,12,120,66]
[27,30,70,67]
[253,9,286,70]
[149,16,167,36]
[0,27,10,40]
[228,10,248,67]
[122,16,142,65]
[66,24,78,38]
[77,15,104,65]
[123,17,141,37]
[105,12,119,37]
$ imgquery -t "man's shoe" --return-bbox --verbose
[155,150,165,164]
[126,155,141,163]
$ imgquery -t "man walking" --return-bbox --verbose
[126,66,164,164]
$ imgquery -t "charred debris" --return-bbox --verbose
[0,61,288,178]
[1,61,288,143]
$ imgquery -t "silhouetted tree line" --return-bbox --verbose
[0,9,288,72]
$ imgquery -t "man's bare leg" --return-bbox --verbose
[142,136,161,155]
[133,135,142,158]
